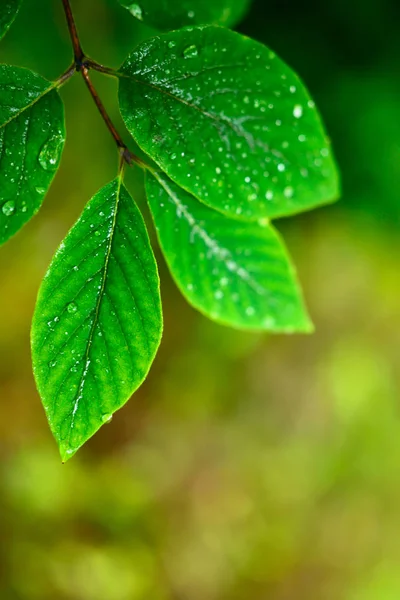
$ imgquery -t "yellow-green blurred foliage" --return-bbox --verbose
[1,0,400,598]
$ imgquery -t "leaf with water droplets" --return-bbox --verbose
[0,0,21,40]
[146,172,312,332]
[119,26,340,221]
[31,179,163,461]
[0,65,65,245]
[118,0,251,30]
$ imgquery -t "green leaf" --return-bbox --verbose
[118,0,251,31]
[31,179,163,461]
[0,0,21,40]
[0,66,65,245]
[119,26,340,221]
[146,171,312,332]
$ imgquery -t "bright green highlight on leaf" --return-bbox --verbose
[31,179,163,461]
[0,65,65,245]
[119,26,339,221]
[0,0,21,40]
[146,172,312,332]
[118,0,251,31]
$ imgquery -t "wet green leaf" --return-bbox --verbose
[0,0,21,40]
[119,26,340,221]
[146,171,312,332]
[0,66,65,245]
[31,179,163,461]
[118,0,251,30]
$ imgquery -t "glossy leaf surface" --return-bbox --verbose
[31,179,163,461]
[146,172,312,332]
[0,66,65,245]
[0,0,21,40]
[118,0,250,31]
[119,26,339,221]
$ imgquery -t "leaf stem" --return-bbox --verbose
[85,59,120,79]
[60,0,148,169]
[56,63,76,88]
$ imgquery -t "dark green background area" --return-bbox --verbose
[0,1,400,598]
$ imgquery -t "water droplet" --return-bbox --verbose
[284,186,294,198]
[35,186,46,195]
[127,3,143,20]
[187,10,195,18]
[293,104,303,118]
[265,190,274,201]
[101,413,113,424]
[67,302,78,314]
[183,45,198,58]
[168,41,176,49]
[2,200,15,216]
[48,360,57,369]
[38,134,64,171]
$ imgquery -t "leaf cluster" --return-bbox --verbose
[0,0,340,459]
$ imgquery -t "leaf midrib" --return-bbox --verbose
[69,178,122,432]
[120,69,267,147]
[152,172,266,296]
[0,82,55,131]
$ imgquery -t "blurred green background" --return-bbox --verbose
[1,0,400,598]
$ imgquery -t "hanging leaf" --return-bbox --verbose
[0,65,65,245]
[119,26,340,222]
[31,179,163,461]
[118,0,251,31]
[0,0,21,40]
[146,171,312,332]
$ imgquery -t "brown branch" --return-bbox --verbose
[61,0,84,64]
[81,67,144,167]
[60,0,146,169]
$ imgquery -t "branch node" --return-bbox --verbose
[61,0,147,170]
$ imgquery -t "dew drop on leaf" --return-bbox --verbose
[38,135,64,171]
[127,3,143,20]
[2,200,15,216]
[67,302,78,314]
[284,186,294,198]
[101,414,113,424]
[293,104,303,118]
[183,45,198,58]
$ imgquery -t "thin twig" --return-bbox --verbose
[81,66,143,166]
[61,0,84,64]
[60,0,146,169]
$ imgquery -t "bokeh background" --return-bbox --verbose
[1,0,400,598]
